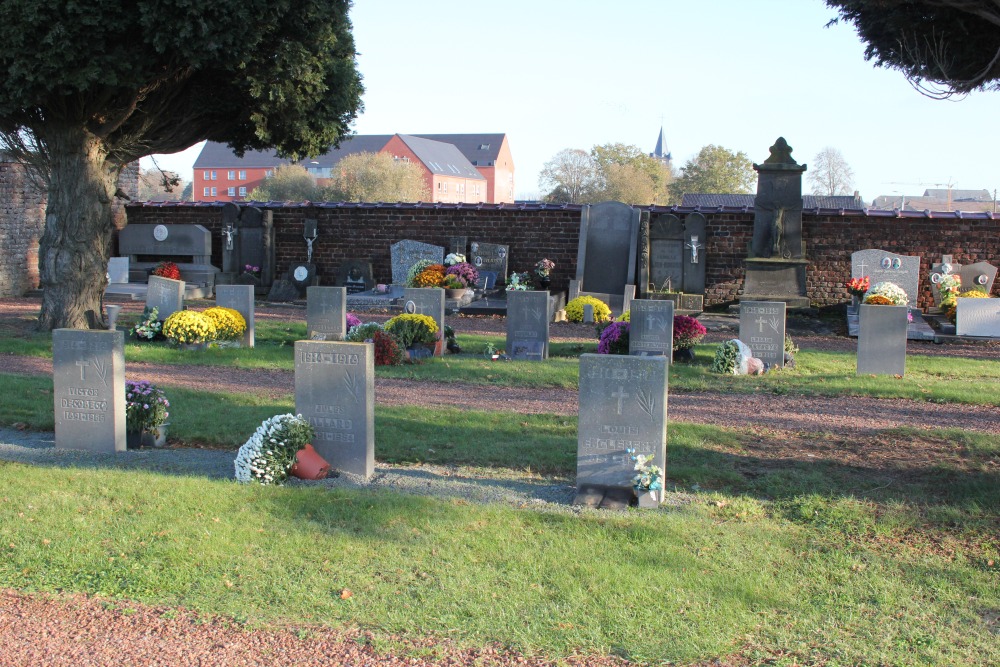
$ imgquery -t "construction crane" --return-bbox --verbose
[884,180,957,210]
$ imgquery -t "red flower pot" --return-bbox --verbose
[290,444,330,480]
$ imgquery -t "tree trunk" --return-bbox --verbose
[36,128,120,331]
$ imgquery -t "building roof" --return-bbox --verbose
[411,133,508,167]
[651,127,671,161]
[193,135,395,169]
[682,193,867,209]
[395,135,485,179]
[923,188,991,201]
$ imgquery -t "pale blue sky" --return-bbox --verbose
[143,1,999,204]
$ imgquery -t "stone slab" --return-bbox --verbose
[629,299,673,358]
[306,286,347,341]
[576,201,640,296]
[145,275,185,319]
[336,260,374,295]
[294,341,374,479]
[119,224,212,258]
[956,298,1000,337]
[107,258,129,284]
[851,249,921,308]
[215,284,255,347]
[53,329,126,453]
[403,288,446,356]
[857,305,908,376]
[739,301,786,368]
[390,240,444,286]
[506,290,549,360]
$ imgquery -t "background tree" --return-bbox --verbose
[0,0,362,329]
[247,164,321,202]
[180,182,194,202]
[322,152,429,202]
[827,1,1000,98]
[668,145,755,202]
[808,147,855,196]
[590,142,673,205]
[137,168,185,202]
[538,149,598,203]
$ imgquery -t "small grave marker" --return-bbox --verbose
[306,286,347,341]
[216,285,255,347]
[857,305,908,375]
[956,298,1000,337]
[403,288,446,356]
[146,275,185,319]
[506,290,549,360]
[52,329,126,453]
[629,299,673,358]
[739,301,786,368]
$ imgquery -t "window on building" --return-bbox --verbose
[211,187,217,197]
[211,171,217,180]
[228,170,235,180]
[265,169,273,178]
[239,187,247,197]
[203,187,210,197]
[228,187,236,196]
[239,170,246,180]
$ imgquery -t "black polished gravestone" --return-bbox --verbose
[470,242,509,284]
[52,329,126,453]
[506,290,549,360]
[629,299,673,359]
[739,301,786,369]
[576,201,640,298]
[402,288,446,357]
[306,286,347,341]
[641,212,707,297]
[335,260,374,295]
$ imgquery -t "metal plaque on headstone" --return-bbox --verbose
[576,354,668,496]
[506,290,549,361]
[294,341,374,479]
[851,249,921,308]
[629,299,673,358]
[216,284,255,347]
[146,275,185,319]
[739,301,786,368]
[469,242,509,282]
[107,257,129,284]
[307,286,347,341]
[336,260,374,295]
[390,240,445,286]
[956,298,1000,336]
[857,305,908,376]
[53,329,126,453]
[403,288,446,356]
[576,201,640,296]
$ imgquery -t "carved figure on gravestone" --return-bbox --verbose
[685,235,703,264]
[770,208,785,257]
[304,233,317,263]
[222,223,236,251]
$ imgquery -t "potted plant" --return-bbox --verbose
[845,275,870,310]
[130,306,163,341]
[408,262,446,288]
[534,258,555,289]
[444,261,479,292]
[672,315,707,362]
[442,273,468,298]
[384,313,440,360]
[124,380,170,448]
[151,260,181,281]
[505,271,533,291]
[564,295,612,323]
[202,306,247,346]
[234,413,327,484]
[597,320,630,355]
[627,448,664,508]
[162,310,217,349]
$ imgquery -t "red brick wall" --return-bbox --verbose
[124,203,1000,309]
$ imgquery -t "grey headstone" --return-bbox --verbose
[146,275,185,319]
[576,201,640,295]
[857,304,908,376]
[294,341,374,479]
[956,298,1000,336]
[215,284,255,347]
[506,290,549,361]
[307,286,347,341]
[53,329,126,453]
[739,301,786,368]
[336,260,374,295]
[682,213,708,294]
[648,214,684,292]
[107,257,129,284]
[577,354,668,493]
[750,138,806,259]
[220,203,240,273]
[391,240,445,285]
[583,304,595,324]
[119,224,212,259]
[403,288,446,356]
[958,261,998,295]
[236,207,275,289]
[469,241,509,282]
[851,249,921,307]
[629,299,673,358]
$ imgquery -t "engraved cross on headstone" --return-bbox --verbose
[756,315,768,332]
[612,386,629,415]
[857,259,868,277]
[76,359,90,380]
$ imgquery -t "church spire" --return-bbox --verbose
[650,126,671,166]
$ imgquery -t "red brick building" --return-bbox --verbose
[191,133,514,204]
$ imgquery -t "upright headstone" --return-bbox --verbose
[958,261,998,296]
[448,236,468,256]
[506,290,549,360]
[237,206,275,291]
[106,257,129,284]
[390,240,445,285]
[215,284,255,347]
[629,299,674,358]
[576,354,668,502]
[220,203,240,275]
[146,275,185,319]
[851,249,921,308]
[929,255,959,306]
[857,305,908,376]
[645,213,707,296]
[575,201,640,296]
[956,298,1000,337]
[469,242,510,283]
[306,286,347,341]
[52,329,126,453]
[739,301,787,368]
[295,341,374,479]
[403,288,446,356]
[336,260,374,295]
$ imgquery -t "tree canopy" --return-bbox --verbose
[0,0,363,329]
[247,164,321,202]
[538,144,673,205]
[668,145,755,201]
[323,151,429,202]
[808,147,855,196]
[827,0,1000,97]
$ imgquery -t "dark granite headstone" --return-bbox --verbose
[739,301,786,368]
[53,329,126,453]
[215,284,255,347]
[470,242,509,283]
[119,224,211,259]
[266,279,302,303]
[146,276,185,319]
[449,236,468,256]
[506,290,549,361]
[475,271,498,290]
[236,207,275,290]
[851,249,921,307]
[857,305,908,376]
[629,299,673,358]
[307,286,347,341]
[403,288,446,356]
[956,298,1000,336]
[645,212,707,297]
[391,240,445,285]
[576,201,640,296]
[336,260,374,295]
[750,138,806,260]
[576,354,668,500]
[294,341,374,479]
[220,203,240,274]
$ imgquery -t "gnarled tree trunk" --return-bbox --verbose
[36,128,120,331]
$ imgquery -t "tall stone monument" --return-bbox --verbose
[740,138,809,308]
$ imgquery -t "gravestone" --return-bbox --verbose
[448,236,467,256]
[857,305,908,376]
[52,329,126,453]
[403,288,446,356]
[629,299,673,358]
[336,260,374,295]
[146,275,185,319]
[390,240,445,285]
[215,285,255,347]
[958,261,998,296]
[307,286,347,341]
[739,301,786,368]
[851,249,921,307]
[576,354,668,504]
[956,298,1000,337]
[576,201,639,298]
[220,203,240,275]
[107,258,129,284]
[506,290,549,360]
[469,242,509,283]
[929,255,959,306]
[235,206,275,292]
[475,271,498,290]
[643,212,707,296]
[118,224,218,291]
[294,341,374,479]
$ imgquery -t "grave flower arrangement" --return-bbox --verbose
[346,312,362,330]
[444,253,466,266]
[406,260,435,287]
[863,281,909,306]
[162,310,217,346]
[130,306,163,341]
[243,264,261,278]
[151,261,181,280]
[597,320,630,355]
[202,306,246,342]
[124,380,170,433]
[626,448,663,493]
[673,315,707,351]
[505,271,532,291]
[442,274,465,290]
[565,295,612,323]
[346,321,383,342]
[945,288,992,323]
[845,276,869,299]
[412,263,447,288]
[384,313,439,348]
[445,261,479,288]
[534,258,555,278]
[234,413,315,485]
[373,329,405,366]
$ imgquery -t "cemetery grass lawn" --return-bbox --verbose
[0,463,997,665]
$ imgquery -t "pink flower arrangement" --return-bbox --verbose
[673,315,706,351]
[346,312,362,329]
[445,262,479,288]
[597,321,630,355]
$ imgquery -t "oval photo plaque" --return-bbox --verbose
[153,225,169,242]
[293,265,309,282]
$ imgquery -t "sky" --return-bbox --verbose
[141,1,1000,204]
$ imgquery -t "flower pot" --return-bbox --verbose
[406,340,442,361]
[141,424,169,448]
[537,276,551,289]
[126,430,143,450]
[636,489,660,509]
[672,347,696,363]
[179,342,208,351]
[445,288,468,299]
[290,444,331,480]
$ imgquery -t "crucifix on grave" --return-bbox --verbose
[685,234,703,264]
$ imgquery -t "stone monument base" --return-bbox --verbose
[740,258,810,309]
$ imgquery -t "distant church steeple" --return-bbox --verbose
[650,126,671,167]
